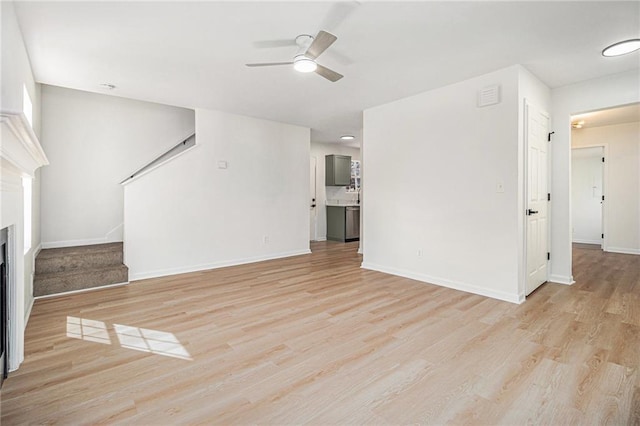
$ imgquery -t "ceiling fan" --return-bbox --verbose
[246,31,343,82]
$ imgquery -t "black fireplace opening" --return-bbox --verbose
[1,227,8,388]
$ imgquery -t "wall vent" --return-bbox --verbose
[477,85,500,107]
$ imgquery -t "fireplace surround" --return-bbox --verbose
[1,110,49,373]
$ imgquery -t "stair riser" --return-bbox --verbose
[36,251,123,274]
[34,267,129,297]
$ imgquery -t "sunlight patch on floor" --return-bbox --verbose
[66,316,111,345]
[114,324,193,360]
[66,316,192,360]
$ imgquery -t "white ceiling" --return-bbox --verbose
[14,1,640,147]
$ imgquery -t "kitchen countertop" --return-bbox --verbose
[326,202,360,207]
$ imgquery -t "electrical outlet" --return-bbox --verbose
[496,182,505,193]
[263,235,269,244]
[417,249,423,258]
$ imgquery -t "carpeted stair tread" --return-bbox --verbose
[36,242,123,259]
[36,243,123,274]
[34,243,128,297]
[35,264,128,279]
[34,264,128,297]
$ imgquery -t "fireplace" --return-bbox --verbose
[1,110,49,376]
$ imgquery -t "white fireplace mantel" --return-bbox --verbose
[1,110,49,372]
[1,111,49,180]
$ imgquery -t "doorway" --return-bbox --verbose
[309,156,317,242]
[571,147,604,247]
[570,103,640,256]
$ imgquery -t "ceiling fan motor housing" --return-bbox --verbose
[294,34,317,72]
[295,34,314,51]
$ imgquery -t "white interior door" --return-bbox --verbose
[525,102,550,296]
[571,147,603,246]
[310,156,317,241]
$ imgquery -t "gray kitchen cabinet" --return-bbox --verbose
[327,206,360,242]
[325,154,351,186]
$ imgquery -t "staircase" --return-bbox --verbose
[34,243,128,297]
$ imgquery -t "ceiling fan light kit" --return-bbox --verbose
[246,30,343,82]
[293,55,317,73]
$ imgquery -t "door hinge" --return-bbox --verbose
[547,252,550,260]
[602,233,604,239]
[602,195,605,201]
[547,193,551,201]
[547,131,555,142]
[602,157,605,163]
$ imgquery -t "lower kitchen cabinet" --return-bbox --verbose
[326,206,360,242]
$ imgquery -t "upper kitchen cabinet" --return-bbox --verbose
[325,154,351,186]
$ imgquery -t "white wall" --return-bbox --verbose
[363,66,528,303]
[40,85,195,248]
[551,70,640,282]
[0,0,45,370]
[124,108,310,280]
[571,147,603,244]
[310,142,360,241]
[572,122,640,254]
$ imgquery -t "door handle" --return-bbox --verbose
[527,209,539,215]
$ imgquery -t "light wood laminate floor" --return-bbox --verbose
[2,242,639,424]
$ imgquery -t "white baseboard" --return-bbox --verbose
[42,238,124,249]
[314,237,327,242]
[130,249,312,281]
[34,281,130,300]
[360,262,524,304]
[572,238,601,245]
[548,274,575,285]
[605,247,640,255]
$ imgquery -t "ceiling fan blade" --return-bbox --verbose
[245,62,293,67]
[319,1,360,32]
[305,30,337,60]
[315,64,343,82]
[253,39,297,49]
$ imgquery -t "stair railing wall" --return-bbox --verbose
[120,133,196,185]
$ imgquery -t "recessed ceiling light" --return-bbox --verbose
[572,120,585,129]
[340,135,355,141]
[100,83,116,90]
[602,39,640,57]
